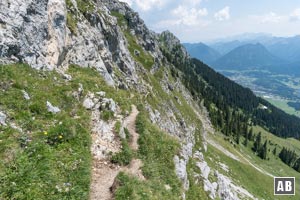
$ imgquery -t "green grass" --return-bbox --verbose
[67,12,78,35]
[0,64,134,199]
[265,97,300,117]
[143,67,204,151]
[114,111,182,199]
[253,126,300,155]
[205,143,275,200]
[206,128,300,200]
[115,121,121,134]
[76,0,94,14]
[111,139,133,166]
[111,11,154,71]
[186,159,210,200]
[0,64,91,199]
[65,0,95,35]
[101,110,114,121]
[67,65,133,113]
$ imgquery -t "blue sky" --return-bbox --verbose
[120,0,300,42]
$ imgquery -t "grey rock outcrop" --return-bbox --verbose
[46,101,61,113]
[194,151,218,199]
[159,31,189,61]
[90,110,120,160]
[0,111,7,125]
[194,150,256,200]
[174,155,188,189]
[83,91,117,113]
[22,90,30,100]
[0,0,146,87]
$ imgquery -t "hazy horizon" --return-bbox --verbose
[120,0,300,43]
[184,32,300,44]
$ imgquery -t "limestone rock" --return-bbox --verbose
[62,73,72,81]
[83,97,95,110]
[0,0,146,86]
[96,91,106,97]
[90,110,120,160]
[196,160,210,179]
[0,111,7,125]
[174,155,188,190]
[46,101,61,113]
[22,90,30,100]
[102,98,116,112]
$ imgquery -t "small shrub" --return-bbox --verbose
[76,0,94,14]
[67,13,77,35]
[29,102,46,115]
[124,128,130,141]
[102,110,114,121]
[111,140,133,165]
[115,121,121,134]
[45,120,76,146]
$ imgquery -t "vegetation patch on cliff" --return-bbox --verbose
[113,110,182,199]
[111,11,154,71]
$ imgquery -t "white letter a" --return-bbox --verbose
[277,181,284,191]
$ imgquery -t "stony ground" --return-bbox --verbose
[90,105,144,200]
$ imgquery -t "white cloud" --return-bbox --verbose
[171,5,208,26]
[259,12,283,23]
[214,6,230,21]
[182,0,202,7]
[290,8,300,21]
[135,0,166,11]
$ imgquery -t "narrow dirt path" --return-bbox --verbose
[233,148,274,177]
[124,105,139,151]
[90,105,144,200]
[122,105,144,180]
[90,162,120,200]
[206,137,241,162]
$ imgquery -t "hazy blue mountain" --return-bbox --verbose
[209,33,300,62]
[212,43,285,70]
[210,40,246,55]
[209,33,273,55]
[209,32,273,44]
[183,42,221,64]
[264,36,300,62]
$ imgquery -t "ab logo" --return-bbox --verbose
[274,177,295,195]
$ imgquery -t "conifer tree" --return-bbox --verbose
[253,132,262,153]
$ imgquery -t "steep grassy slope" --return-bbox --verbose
[205,127,300,200]
[0,64,186,199]
[0,64,138,199]
[2,1,300,200]
[0,64,92,199]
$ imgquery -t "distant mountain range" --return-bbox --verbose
[265,36,300,62]
[184,34,300,75]
[183,42,221,64]
[212,43,285,70]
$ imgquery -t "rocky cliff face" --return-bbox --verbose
[1,0,141,86]
[0,0,256,199]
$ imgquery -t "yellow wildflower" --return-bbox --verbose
[59,135,63,139]
[44,131,48,135]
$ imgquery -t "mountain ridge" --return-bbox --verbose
[212,43,285,70]
[1,0,300,200]
[209,34,300,62]
[183,42,221,65]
